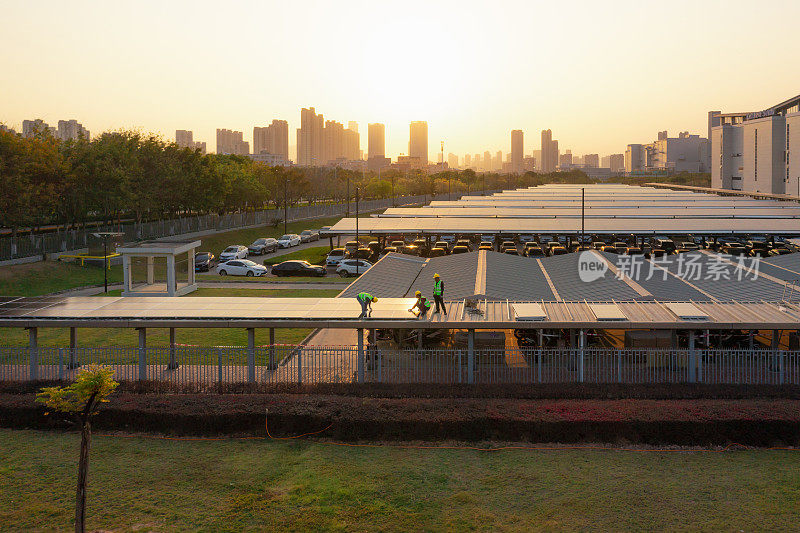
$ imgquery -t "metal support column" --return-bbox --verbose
[137,328,147,381]
[269,328,276,370]
[578,329,585,383]
[688,331,697,383]
[27,327,38,381]
[247,328,255,383]
[772,330,783,383]
[68,327,79,369]
[357,328,364,383]
[167,327,178,369]
[467,328,475,384]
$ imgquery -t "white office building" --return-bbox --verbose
[710,95,800,194]
[625,132,708,174]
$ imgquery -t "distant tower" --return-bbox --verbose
[409,121,428,164]
[511,130,524,172]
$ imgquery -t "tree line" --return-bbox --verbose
[0,126,596,236]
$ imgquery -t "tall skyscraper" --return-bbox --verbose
[483,151,492,170]
[296,107,324,166]
[368,123,385,160]
[494,150,502,171]
[448,153,459,169]
[540,129,559,173]
[609,153,625,172]
[344,122,360,161]
[464,154,471,167]
[216,128,249,155]
[409,121,428,164]
[57,119,89,141]
[510,130,523,172]
[253,120,289,162]
[584,154,600,168]
[176,129,194,148]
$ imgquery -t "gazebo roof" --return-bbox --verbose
[117,240,200,255]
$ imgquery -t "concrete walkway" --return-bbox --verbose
[57,280,348,296]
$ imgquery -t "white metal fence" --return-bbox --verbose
[1,346,798,386]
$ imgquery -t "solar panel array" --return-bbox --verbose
[323,184,800,236]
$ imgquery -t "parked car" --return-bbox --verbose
[455,239,472,251]
[336,259,372,277]
[194,251,215,272]
[326,248,347,266]
[526,247,545,258]
[379,246,400,257]
[451,245,470,254]
[367,241,382,254]
[347,247,373,260]
[549,246,568,256]
[219,245,248,262]
[344,240,361,253]
[248,238,278,255]
[433,241,450,252]
[400,244,422,256]
[504,248,519,256]
[277,234,301,248]
[428,247,448,257]
[271,260,326,277]
[216,259,267,277]
[769,247,793,256]
[478,243,493,251]
[653,237,676,253]
[391,240,406,248]
[625,247,643,255]
[299,229,319,243]
[500,241,516,253]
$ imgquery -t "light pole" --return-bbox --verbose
[283,178,288,235]
[92,232,123,293]
[355,187,360,277]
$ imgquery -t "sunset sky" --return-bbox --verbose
[2,0,799,160]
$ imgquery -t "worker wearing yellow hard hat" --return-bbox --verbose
[432,273,446,315]
[357,292,377,318]
[409,290,431,318]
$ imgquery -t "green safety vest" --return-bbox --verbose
[422,299,431,309]
[433,280,443,296]
[357,292,373,302]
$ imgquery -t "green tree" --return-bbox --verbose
[37,366,119,533]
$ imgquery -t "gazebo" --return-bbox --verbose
[117,240,200,297]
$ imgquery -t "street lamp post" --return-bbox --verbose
[284,178,288,235]
[355,187,360,277]
[92,232,123,293]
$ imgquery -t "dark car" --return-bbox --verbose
[270,260,325,277]
[427,247,448,257]
[346,247,373,260]
[194,251,215,272]
[451,245,470,254]
[400,244,422,256]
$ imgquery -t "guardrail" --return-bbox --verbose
[1,346,797,386]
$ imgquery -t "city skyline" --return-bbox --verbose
[2,1,799,159]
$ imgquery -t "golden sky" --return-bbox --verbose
[2,0,799,160]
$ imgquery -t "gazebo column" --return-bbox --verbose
[166,255,176,296]
[188,250,195,286]
[167,327,178,369]
[147,256,155,285]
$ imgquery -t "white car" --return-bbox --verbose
[219,245,248,262]
[326,248,346,266]
[216,259,268,277]
[336,259,372,277]
[277,234,301,248]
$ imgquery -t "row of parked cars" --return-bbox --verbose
[321,233,797,263]
[193,230,321,275]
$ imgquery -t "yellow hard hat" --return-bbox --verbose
[434,273,440,278]
[415,290,421,297]
[372,297,378,302]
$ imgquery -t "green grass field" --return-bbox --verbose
[0,288,340,347]
[261,246,330,265]
[1,429,798,532]
[0,211,370,297]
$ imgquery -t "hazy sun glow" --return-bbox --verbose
[2,0,799,160]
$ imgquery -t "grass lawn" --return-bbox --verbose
[261,246,330,265]
[0,211,373,297]
[1,429,798,532]
[0,288,340,347]
[196,274,349,283]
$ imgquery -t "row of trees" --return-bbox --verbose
[0,126,596,236]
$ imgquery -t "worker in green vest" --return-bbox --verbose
[432,273,446,315]
[357,292,377,318]
[409,290,432,318]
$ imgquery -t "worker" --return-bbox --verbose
[409,290,432,318]
[432,273,446,315]
[357,292,377,318]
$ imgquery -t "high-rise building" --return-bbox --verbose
[344,122,360,161]
[57,119,89,141]
[176,130,194,148]
[483,151,492,171]
[296,107,324,166]
[368,123,385,160]
[510,130,523,172]
[625,144,645,172]
[559,153,573,167]
[584,154,600,168]
[216,129,249,155]
[253,120,289,162]
[22,119,55,138]
[448,153,459,169]
[464,154,471,167]
[540,130,560,173]
[609,154,625,172]
[493,151,502,171]
[0,125,15,134]
[322,120,344,164]
[409,121,428,164]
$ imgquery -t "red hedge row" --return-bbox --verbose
[1,392,799,446]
